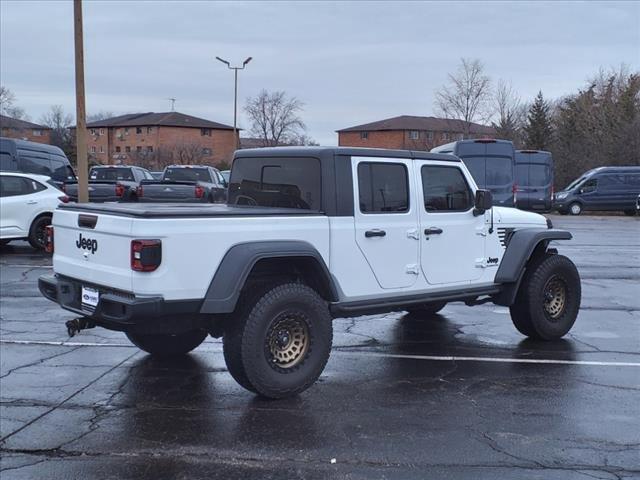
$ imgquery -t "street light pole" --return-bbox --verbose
[215,56,252,150]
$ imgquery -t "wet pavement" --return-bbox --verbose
[1,214,639,479]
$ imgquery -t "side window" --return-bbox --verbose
[357,162,409,213]
[421,165,473,212]
[49,158,71,182]
[626,173,640,187]
[581,178,597,193]
[17,155,51,176]
[0,176,30,197]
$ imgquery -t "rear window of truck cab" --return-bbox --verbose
[228,157,321,210]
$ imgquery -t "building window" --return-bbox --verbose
[91,146,96,153]
[201,128,212,136]
[115,146,121,153]
[147,127,153,134]
[146,146,153,152]
[99,146,104,153]
[124,128,129,135]
[136,127,142,134]
[125,146,131,153]
[32,129,42,136]
[100,128,105,135]
[90,128,96,135]
[457,133,464,140]
[136,146,142,152]
[409,130,419,140]
[202,148,212,155]
[442,132,450,141]
[427,131,434,141]
[360,131,369,140]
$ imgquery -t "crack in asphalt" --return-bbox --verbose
[0,346,82,380]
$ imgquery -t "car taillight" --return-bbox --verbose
[136,185,144,197]
[195,185,205,198]
[115,183,125,197]
[58,195,70,203]
[45,226,54,254]
[131,239,162,272]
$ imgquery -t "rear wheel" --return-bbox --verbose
[510,254,581,340]
[568,202,582,216]
[28,215,52,250]
[406,301,447,316]
[126,330,207,357]
[223,283,332,399]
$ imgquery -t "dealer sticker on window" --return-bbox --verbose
[81,286,99,312]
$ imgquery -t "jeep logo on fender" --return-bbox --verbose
[76,233,98,254]
[487,257,499,265]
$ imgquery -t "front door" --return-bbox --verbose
[416,162,486,285]
[353,157,420,289]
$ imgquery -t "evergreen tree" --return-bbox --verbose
[524,91,553,150]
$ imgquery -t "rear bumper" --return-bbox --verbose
[38,274,202,333]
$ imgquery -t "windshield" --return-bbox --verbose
[462,156,513,188]
[565,175,587,191]
[163,168,211,182]
[90,167,133,181]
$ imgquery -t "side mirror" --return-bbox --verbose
[473,189,493,216]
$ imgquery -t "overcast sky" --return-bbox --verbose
[1,1,638,144]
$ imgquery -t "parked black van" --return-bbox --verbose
[0,137,75,187]
[554,166,640,215]
[515,150,553,211]
[431,139,515,207]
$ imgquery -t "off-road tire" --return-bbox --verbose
[568,202,582,216]
[406,301,447,316]
[28,215,52,250]
[0,239,11,247]
[510,253,581,340]
[223,282,332,399]
[126,330,207,357]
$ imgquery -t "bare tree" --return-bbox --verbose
[434,58,492,137]
[491,80,525,146]
[0,86,28,120]
[172,142,207,165]
[40,105,74,149]
[244,90,307,146]
[87,111,115,122]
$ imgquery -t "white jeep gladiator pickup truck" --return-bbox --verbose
[39,147,581,398]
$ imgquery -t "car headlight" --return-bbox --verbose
[555,192,568,200]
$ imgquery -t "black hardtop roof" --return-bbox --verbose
[0,136,66,156]
[234,146,459,162]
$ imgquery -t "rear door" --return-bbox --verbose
[416,163,485,284]
[515,163,530,209]
[353,157,419,289]
[1,175,34,237]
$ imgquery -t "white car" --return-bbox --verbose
[0,172,67,249]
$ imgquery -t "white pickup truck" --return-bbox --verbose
[39,147,581,398]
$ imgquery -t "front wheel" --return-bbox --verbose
[223,283,332,399]
[126,330,207,356]
[510,254,581,340]
[28,215,52,250]
[568,202,582,216]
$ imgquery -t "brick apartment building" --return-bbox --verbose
[0,114,52,144]
[337,115,495,151]
[82,112,238,168]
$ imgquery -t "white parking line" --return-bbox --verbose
[1,339,638,367]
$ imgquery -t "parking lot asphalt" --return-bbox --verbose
[0,214,639,479]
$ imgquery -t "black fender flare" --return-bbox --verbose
[200,241,339,314]
[493,228,572,306]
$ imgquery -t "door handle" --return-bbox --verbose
[424,227,443,235]
[365,229,386,238]
[26,200,38,205]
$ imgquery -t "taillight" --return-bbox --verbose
[45,226,54,253]
[131,239,162,272]
[195,185,205,198]
[115,183,125,197]
[58,195,70,203]
[136,185,144,197]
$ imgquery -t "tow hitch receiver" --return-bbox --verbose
[65,317,96,337]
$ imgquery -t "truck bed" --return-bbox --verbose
[57,202,324,218]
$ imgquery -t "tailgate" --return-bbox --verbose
[52,208,134,292]
[142,182,197,201]
[87,182,119,201]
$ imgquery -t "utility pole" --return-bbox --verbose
[74,0,88,203]
[167,97,176,111]
[215,56,252,150]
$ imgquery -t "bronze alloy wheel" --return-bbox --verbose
[543,275,567,320]
[266,313,310,369]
